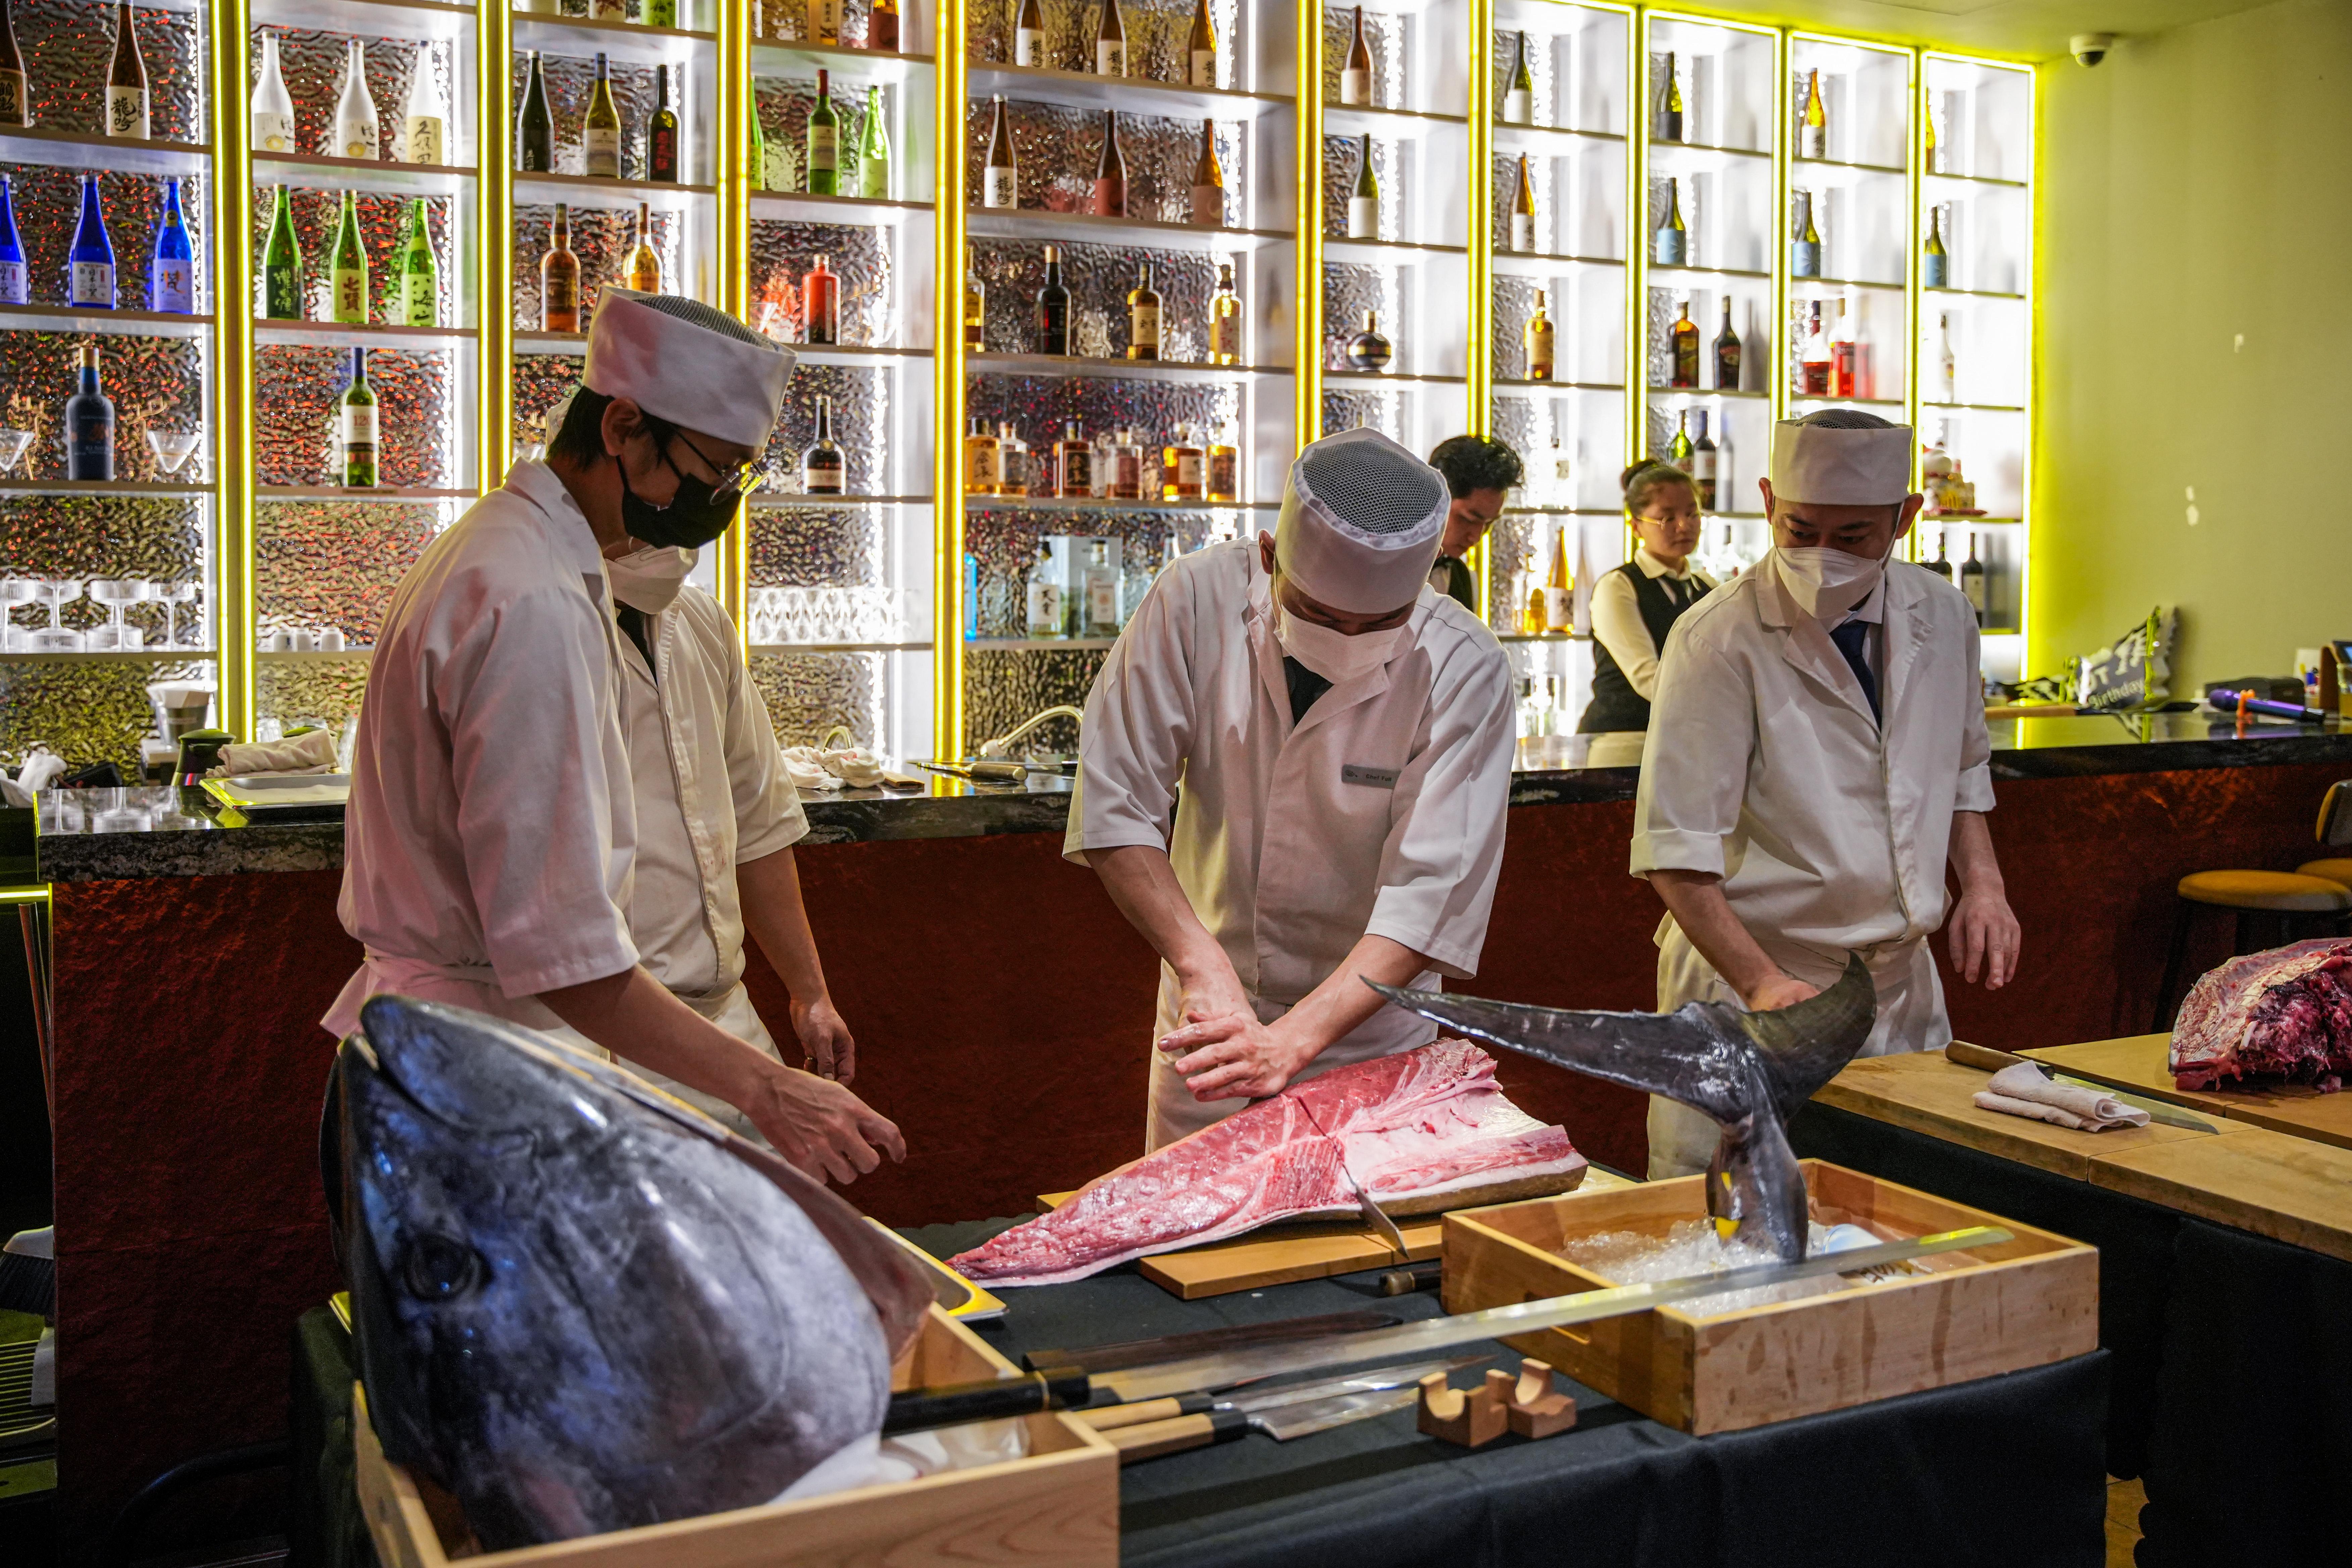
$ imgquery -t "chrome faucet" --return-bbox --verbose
[977,704,1083,760]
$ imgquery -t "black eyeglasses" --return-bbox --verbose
[663,429,766,503]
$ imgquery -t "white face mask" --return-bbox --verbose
[1276,604,1403,685]
[605,544,697,614]
[1772,543,1889,622]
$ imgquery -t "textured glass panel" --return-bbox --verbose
[511,351,583,454]
[963,504,1201,639]
[968,238,1223,362]
[3,167,212,312]
[511,203,681,331]
[1319,134,1400,240]
[964,0,1241,83]
[254,346,454,489]
[254,500,442,646]
[1483,512,1543,618]
[965,372,1238,476]
[1643,285,1678,389]
[752,76,886,200]
[1491,152,1564,252]
[1320,5,1406,104]
[1491,273,1544,382]
[1318,260,1394,371]
[1320,388,1404,441]
[257,656,372,731]
[0,332,205,480]
[11,2,202,142]
[748,506,886,591]
[748,649,883,749]
[0,494,204,646]
[510,52,666,181]
[962,647,1100,755]
[762,363,891,495]
[252,27,453,163]
[252,186,455,326]
[965,98,1241,226]
[0,658,213,773]
[747,220,893,348]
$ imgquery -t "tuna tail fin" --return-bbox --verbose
[1734,953,1878,1123]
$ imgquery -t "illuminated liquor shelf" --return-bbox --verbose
[510,15,720,58]
[969,62,1292,120]
[0,306,216,336]
[968,353,1291,386]
[965,209,1294,254]
[253,152,477,197]
[252,323,480,347]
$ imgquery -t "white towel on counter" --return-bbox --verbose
[210,728,341,777]
[780,745,886,791]
[1972,1062,2152,1132]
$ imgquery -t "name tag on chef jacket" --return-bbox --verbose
[1341,763,1400,789]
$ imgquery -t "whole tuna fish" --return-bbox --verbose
[328,994,931,1550]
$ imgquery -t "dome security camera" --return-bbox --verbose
[2070,33,2115,66]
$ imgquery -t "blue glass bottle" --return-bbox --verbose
[66,173,115,309]
[148,176,194,313]
[0,175,27,306]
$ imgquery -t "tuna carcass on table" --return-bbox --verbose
[948,1040,1587,1287]
[2171,937,2352,1092]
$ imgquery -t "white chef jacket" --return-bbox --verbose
[324,460,640,1038]
[1067,539,1518,1147]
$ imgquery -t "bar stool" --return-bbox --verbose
[2151,780,2352,1029]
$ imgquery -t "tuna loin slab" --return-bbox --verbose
[948,1041,1586,1287]
[2171,937,2352,1092]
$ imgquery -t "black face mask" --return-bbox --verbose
[617,435,740,549]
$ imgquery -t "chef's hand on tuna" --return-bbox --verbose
[742,1063,905,1184]
[1742,973,1821,1012]
[1157,1013,1317,1101]
[791,994,856,1083]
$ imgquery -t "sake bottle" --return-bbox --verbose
[1095,0,1127,78]
[251,32,296,154]
[147,177,194,314]
[1652,176,1686,265]
[0,0,27,129]
[1791,189,1821,279]
[106,1,147,140]
[982,94,1016,208]
[856,85,890,199]
[1188,0,1217,87]
[1661,51,1684,142]
[0,176,26,306]
[1924,206,1949,290]
[1340,6,1371,106]
[329,189,369,323]
[66,174,115,309]
[1347,133,1377,239]
[333,39,379,160]
[1014,0,1044,68]
[396,197,438,327]
[261,185,303,319]
[1509,153,1536,253]
[1504,32,1534,125]
[1091,109,1125,218]
[1190,117,1223,228]
[403,51,447,165]
[1800,67,1827,159]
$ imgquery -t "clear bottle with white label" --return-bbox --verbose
[1015,0,1045,67]
[333,39,380,160]
[1083,540,1121,635]
[1025,544,1065,640]
[403,53,447,166]
[982,94,1017,208]
[251,33,296,155]
[1095,0,1127,77]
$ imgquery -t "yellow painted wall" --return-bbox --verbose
[2032,0,2352,693]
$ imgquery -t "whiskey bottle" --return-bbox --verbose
[963,242,985,348]
[106,1,147,140]
[0,0,26,129]
[1126,261,1161,359]
[1055,422,1092,497]
[1015,0,1045,68]
[1669,298,1700,388]
[1799,300,1830,395]
[1791,189,1821,279]
[1661,51,1683,142]
[403,50,447,164]
[1690,409,1718,510]
[1035,242,1070,354]
[1207,420,1238,502]
[1504,32,1533,125]
[1209,263,1241,364]
[983,94,1017,208]
[1189,0,1217,87]
[625,200,661,292]
[333,38,379,159]
[1344,308,1391,371]
[251,32,296,154]
[1713,296,1741,389]
[1091,109,1126,217]
[1523,289,1554,382]
[803,396,845,493]
[541,205,580,331]
[1162,424,1205,501]
[1347,133,1377,239]
[1653,176,1686,265]
[1190,118,1224,228]
[65,345,114,479]
[518,51,555,172]
[857,85,890,198]
[396,197,437,327]
[965,415,1001,495]
[1096,0,1127,78]
[1509,153,1536,253]
[329,189,369,323]
[997,423,1028,496]
[1110,428,1145,499]
[1924,205,1949,290]
[807,69,840,195]
[262,185,302,319]
[648,64,680,183]
[338,346,377,488]
[803,252,838,345]
[1340,7,1372,106]
[148,178,194,314]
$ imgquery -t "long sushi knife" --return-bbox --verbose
[1104,1381,1435,1464]
[884,1226,2009,1433]
[1075,1353,1488,1432]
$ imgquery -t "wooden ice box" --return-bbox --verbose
[1441,1159,2098,1435]
[354,1303,1119,1568]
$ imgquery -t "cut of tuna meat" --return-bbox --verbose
[948,1041,1587,1288]
[2170,937,2352,1093]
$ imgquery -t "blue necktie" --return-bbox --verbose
[1828,619,1880,723]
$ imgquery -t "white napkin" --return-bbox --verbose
[781,745,836,792]
[1973,1062,2152,1132]
[211,728,341,777]
[781,745,885,790]
[15,747,66,794]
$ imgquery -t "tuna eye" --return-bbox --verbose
[401,1235,484,1301]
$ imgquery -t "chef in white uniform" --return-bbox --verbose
[1069,428,1518,1150]
[1632,409,2021,1177]
[327,289,900,1184]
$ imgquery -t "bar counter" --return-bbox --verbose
[31,714,2352,1544]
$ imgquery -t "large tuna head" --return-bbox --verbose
[1367,957,1876,1261]
[330,996,925,1550]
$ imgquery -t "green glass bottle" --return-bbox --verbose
[749,82,770,192]
[857,85,890,199]
[806,68,839,196]
[261,184,302,319]
[396,197,437,326]
[329,188,368,323]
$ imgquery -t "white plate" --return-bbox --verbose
[201,773,352,812]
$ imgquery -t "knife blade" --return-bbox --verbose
[1945,1041,2217,1133]
[1024,1310,1402,1376]
[1106,1382,1427,1463]
[1354,1182,1412,1258]
[1076,1354,1487,1432]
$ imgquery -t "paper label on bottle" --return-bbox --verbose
[107,87,147,139]
[254,112,295,154]
[584,127,621,175]
[1132,302,1160,347]
[334,268,368,322]
[1088,576,1118,627]
[1191,184,1222,228]
[804,462,844,493]
[970,445,1000,487]
[1504,89,1532,124]
[1192,50,1216,87]
[1347,196,1377,239]
[1026,582,1061,632]
[0,261,27,306]
[340,119,378,159]
[1211,313,1239,361]
[0,69,25,126]
[1654,231,1685,266]
[1098,42,1125,77]
[1340,69,1369,106]
[1544,586,1573,632]
[69,262,114,308]
[1510,212,1534,253]
[808,125,837,169]
[812,0,842,41]
[1175,452,1205,486]
[342,404,378,444]
[1924,256,1948,290]
[1791,241,1818,278]
[402,274,436,327]
[1016,30,1045,67]
[1962,574,1987,614]
[406,116,444,166]
[983,167,1017,208]
[150,261,194,314]
[1209,450,1237,500]
[1801,127,1826,160]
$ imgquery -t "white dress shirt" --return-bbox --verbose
[1588,547,1717,702]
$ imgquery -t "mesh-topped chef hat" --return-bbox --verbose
[1274,427,1450,615]
[583,288,796,450]
[1768,409,1916,505]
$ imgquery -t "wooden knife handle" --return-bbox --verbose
[1946,1040,2026,1073]
[1075,1392,1215,1431]
[1110,1408,1248,1463]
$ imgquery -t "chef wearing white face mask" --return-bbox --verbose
[1631,408,2022,1178]
[1069,427,1518,1149]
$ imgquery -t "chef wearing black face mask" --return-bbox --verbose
[329,290,909,1187]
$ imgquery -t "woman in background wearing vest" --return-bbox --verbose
[1578,460,1715,734]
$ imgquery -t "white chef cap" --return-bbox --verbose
[1768,411,1915,504]
[583,288,796,450]
[1274,427,1450,615]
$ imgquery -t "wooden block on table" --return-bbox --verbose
[2027,1036,2352,1152]
[1416,1368,1513,1447]
[2088,1127,2352,1265]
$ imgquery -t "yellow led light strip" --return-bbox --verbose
[1465,0,1494,441]
[0,886,50,905]
[1624,5,1646,475]
[717,0,752,636]
[209,2,254,738]
[933,3,968,761]
[1295,0,1323,451]
[479,4,513,498]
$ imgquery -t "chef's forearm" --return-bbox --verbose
[1948,811,2004,896]
[538,966,783,1105]
[1649,869,1786,1001]
[1090,843,1239,992]
[738,846,831,1004]
[1276,934,1431,1057]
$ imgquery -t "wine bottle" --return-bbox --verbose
[148,177,193,313]
[1791,189,1820,278]
[1926,531,1952,581]
[1190,117,1223,227]
[1209,262,1240,364]
[1690,410,1718,509]
[803,252,838,344]
[518,51,554,173]
[1035,242,1069,355]
[66,174,114,309]
[541,206,579,331]
[1829,296,1857,397]
[252,32,296,154]
[1800,67,1827,159]
[106,1,147,140]
[1504,32,1533,125]
[982,94,1017,208]
[1091,109,1125,217]
[1055,422,1091,498]
[1096,0,1126,78]
[857,85,890,198]
[1924,205,1949,289]
[806,69,840,194]
[963,242,984,348]
[1345,308,1390,370]
[1348,133,1377,239]
[330,189,368,323]
[404,48,446,164]
[966,416,1002,496]
[1524,288,1554,382]
[1924,103,1939,174]
[1661,51,1683,142]
[584,53,622,179]
[1960,533,1986,624]
[397,196,437,327]
[1652,176,1686,265]
[870,0,899,53]
[334,38,379,160]
[1126,261,1160,360]
[0,0,26,129]
[1510,153,1536,253]
[338,346,377,486]
[1189,0,1217,87]
[1015,0,1045,68]
[65,345,114,480]
[626,201,660,292]
[648,64,680,184]
[261,185,302,319]
[1934,311,1956,402]
[807,0,842,48]
[1669,409,1693,472]
[0,176,25,305]
[1714,296,1741,389]
[802,395,845,494]
[1799,301,1830,395]
[1340,6,1371,106]
[1669,299,1699,388]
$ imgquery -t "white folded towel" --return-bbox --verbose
[1972,1061,2152,1132]
[781,745,885,791]
[211,728,341,777]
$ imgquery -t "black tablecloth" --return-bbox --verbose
[1792,1102,2352,1566]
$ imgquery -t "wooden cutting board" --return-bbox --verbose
[1036,1168,1636,1300]
[2025,1035,2352,1153]
[2087,1127,2352,1265]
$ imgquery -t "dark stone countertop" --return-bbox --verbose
[24,714,2352,885]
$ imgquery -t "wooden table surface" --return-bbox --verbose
[2025,1034,2352,1152]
